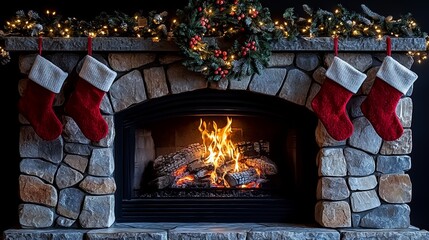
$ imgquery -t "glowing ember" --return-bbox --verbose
[176,175,195,186]
[173,165,187,177]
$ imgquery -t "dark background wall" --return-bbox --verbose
[1,0,428,232]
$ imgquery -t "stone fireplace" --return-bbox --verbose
[4,36,429,239]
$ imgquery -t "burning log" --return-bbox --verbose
[173,179,212,188]
[237,140,270,158]
[216,162,237,176]
[195,169,211,179]
[152,143,204,176]
[254,140,270,156]
[148,175,175,189]
[188,159,214,172]
[172,171,213,188]
[245,156,278,175]
[224,168,259,187]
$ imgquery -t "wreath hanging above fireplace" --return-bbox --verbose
[172,0,282,81]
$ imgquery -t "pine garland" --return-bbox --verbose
[0,3,427,71]
[279,4,425,39]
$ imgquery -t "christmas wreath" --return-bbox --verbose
[173,0,282,81]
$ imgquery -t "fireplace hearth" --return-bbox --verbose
[3,37,429,238]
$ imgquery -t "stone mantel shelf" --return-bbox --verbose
[3,36,427,52]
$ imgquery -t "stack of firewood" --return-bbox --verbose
[148,141,278,189]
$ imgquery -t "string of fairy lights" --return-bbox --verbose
[0,3,427,66]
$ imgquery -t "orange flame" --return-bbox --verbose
[199,117,241,186]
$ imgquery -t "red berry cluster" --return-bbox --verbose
[236,13,246,21]
[241,41,257,56]
[216,0,225,11]
[214,67,229,78]
[200,17,211,29]
[189,35,202,49]
[214,49,228,61]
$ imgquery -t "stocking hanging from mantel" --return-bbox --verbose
[64,54,117,142]
[18,37,69,141]
[361,37,418,141]
[311,37,367,141]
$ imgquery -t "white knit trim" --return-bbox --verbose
[325,56,367,94]
[79,55,117,92]
[376,56,418,94]
[28,55,68,93]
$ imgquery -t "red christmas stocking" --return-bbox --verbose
[18,55,68,141]
[64,55,117,142]
[311,56,367,141]
[361,56,418,141]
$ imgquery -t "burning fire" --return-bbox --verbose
[199,117,242,187]
[171,117,277,189]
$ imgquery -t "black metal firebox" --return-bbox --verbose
[114,89,318,223]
